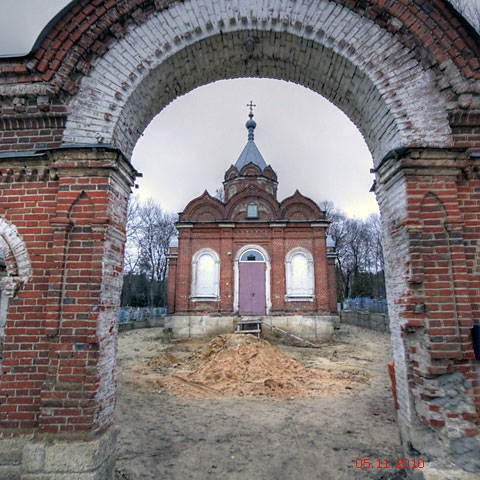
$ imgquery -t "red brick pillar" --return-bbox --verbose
[175,225,192,313]
[312,226,329,312]
[326,253,337,313]
[166,248,178,314]
[219,225,234,312]
[375,148,480,469]
[0,147,136,478]
[270,225,285,313]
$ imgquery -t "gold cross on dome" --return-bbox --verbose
[247,101,256,115]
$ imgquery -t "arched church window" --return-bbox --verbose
[240,249,265,262]
[191,249,220,300]
[285,248,315,300]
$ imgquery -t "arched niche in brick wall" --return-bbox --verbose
[0,217,32,370]
[285,247,315,301]
[191,248,221,300]
[0,217,32,298]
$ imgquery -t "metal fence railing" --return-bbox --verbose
[342,297,388,315]
[118,307,167,324]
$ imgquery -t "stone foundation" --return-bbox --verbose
[0,436,26,479]
[165,315,337,342]
[417,465,480,480]
[0,428,116,480]
[397,408,480,478]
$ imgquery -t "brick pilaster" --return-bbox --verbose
[376,148,480,445]
[0,147,136,437]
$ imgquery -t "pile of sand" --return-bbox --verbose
[149,334,343,399]
[147,351,181,370]
[186,333,271,364]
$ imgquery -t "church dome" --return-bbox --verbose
[235,109,266,171]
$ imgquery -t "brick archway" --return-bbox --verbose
[0,1,480,478]
[62,9,453,163]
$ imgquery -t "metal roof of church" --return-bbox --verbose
[234,112,267,171]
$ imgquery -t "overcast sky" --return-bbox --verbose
[132,79,378,218]
[0,0,72,57]
[1,1,477,219]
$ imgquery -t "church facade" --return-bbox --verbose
[166,110,338,339]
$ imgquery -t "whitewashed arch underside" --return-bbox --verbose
[63,0,453,166]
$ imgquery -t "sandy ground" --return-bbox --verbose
[114,324,406,480]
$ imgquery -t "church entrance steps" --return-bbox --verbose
[234,317,263,338]
[234,317,323,346]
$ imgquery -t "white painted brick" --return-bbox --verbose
[64,0,453,165]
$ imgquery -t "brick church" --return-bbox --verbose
[166,107,338,339]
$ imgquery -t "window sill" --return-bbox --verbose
[191,296,220,302]
[285,295,315,302]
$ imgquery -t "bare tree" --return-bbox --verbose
[365,213,385,297]
[137,199,177,306]
[124,195,141,273]
[122,197,177,306]
[318,200,337,221]
[320,201,353,298]
[366,213,384,273]
[320,201,386,300]
[214,186,225,202]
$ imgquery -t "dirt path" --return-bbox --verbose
[114,324,405,480]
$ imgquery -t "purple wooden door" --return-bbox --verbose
[239,262,266,315]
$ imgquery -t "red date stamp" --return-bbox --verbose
[355,458,424,469]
